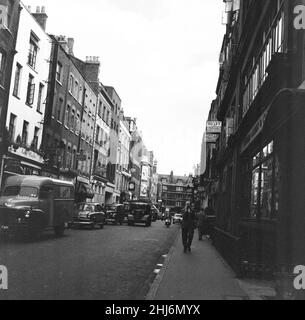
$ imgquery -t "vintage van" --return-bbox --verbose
[0,175,75,238]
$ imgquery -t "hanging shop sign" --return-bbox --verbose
[206,121,222,134]
[205,134,219,143]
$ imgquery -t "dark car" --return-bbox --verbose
[105,204,126,225]
[125,201,152,227]
[73,203,105,229]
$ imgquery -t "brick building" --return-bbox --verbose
[42,36,97,201]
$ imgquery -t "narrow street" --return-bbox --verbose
[0,221,179,300]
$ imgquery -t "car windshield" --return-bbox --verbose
[130,203,147,210]
[78,204,94,211]
[3,186,38,198]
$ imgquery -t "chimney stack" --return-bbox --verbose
[67,38,74,56]
[32,6,48,31]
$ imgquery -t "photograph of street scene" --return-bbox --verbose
[0,0,305,301]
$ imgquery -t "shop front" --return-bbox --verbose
[1,146,44,189]
[238,89,305,281]
[75,176,94,203]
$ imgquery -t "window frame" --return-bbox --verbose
[13,63,22,97]
[26,74,35,106]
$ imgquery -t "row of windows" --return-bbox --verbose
[12,62,45,112]
[242,10,284,116]
[97,100,112,127]
[68,73,83,104]
[95,125,110,149]
[8,113,40,149]
[44,137,92,175]
[162,186,187,192]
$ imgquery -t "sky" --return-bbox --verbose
[25,0,225,176]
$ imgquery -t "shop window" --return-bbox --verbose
[248,141,278,220]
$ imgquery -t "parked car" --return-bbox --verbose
[0,176,75,239]
[105,204,126,225]
[173,213,183,224]
[73,203,105,229]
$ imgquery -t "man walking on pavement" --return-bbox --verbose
[181,203,197,253]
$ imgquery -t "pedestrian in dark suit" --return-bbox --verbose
[181,205,197,253]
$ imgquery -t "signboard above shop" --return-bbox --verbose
[206,121,222,134]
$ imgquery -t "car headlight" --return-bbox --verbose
[25,210,31,218]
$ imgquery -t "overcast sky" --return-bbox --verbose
[25,0,225,176]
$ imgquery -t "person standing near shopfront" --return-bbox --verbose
[181,204,197,253]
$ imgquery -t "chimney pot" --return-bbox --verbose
[41,6,46,13]
[36,6,40,13]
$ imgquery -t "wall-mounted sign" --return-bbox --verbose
[205,134,219,143]
[206,121,222,134]
[241,108,269,153]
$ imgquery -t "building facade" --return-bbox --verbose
[0,0,21,187]
[42,35,96,201]
[117,117,131,202]
[126,117,142,199]
[203,1,305,297]
[3,4,50,184]
[91,87,112,204]
[158,172,193,213]
[105,86,121,203]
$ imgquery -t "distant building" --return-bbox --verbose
[91,85,112,204]
[117,116,131,202]
[105,86,121,203]
[125,117,142,199]
[158,171,193,213]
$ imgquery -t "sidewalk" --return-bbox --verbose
[146,230,276,300]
